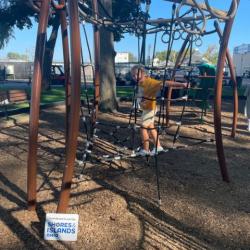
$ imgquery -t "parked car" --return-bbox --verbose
[51,64,65,85]
[116,72,133,86]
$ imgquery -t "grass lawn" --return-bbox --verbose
[0,84,245,113]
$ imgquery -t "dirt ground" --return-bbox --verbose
[0,99,249,250]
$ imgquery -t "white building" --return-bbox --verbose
[115,52,129,63]
[233,44,250,76]
[0,59,33,79]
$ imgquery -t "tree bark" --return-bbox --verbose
[42,16,60,90]
[99,0,118,112]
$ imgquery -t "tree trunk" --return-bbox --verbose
[42,16,60,90]
[99,0,118,112]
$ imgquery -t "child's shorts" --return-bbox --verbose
[141,109,156,127]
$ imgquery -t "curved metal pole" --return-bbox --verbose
[167,0,228,18]
[214,21,238,138]
[59,0,71,145]
[27,0,50,211]
[214,1,239,183]
[57,0,82,213]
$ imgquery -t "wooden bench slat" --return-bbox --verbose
[0,90,29,104]
[8,90,28,102]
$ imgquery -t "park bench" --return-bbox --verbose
[0,89,30,118]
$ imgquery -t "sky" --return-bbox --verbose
[0,0,249,62]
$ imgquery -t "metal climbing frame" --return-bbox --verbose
[26,0,239,212]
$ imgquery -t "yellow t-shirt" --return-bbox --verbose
[139,77,162,110]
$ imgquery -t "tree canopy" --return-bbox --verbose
[155,46,218,66]
[128,52,137,62]
[7,51,28,60]
[80,0,147,41]
[202,45,219,65]
[1,0,147,49]
[112,0,146,41]
[155,50,179,63]
[0,0,35,49]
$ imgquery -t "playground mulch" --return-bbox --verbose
[0,100,249,249]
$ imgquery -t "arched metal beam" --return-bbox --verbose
[57,0,82,213]
[214,1,239,182]
[27,0,50,210]
[166,0,227,18]
[59,0,71,145]
[214,21,238,138]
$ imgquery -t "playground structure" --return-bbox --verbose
[26,0,240,213]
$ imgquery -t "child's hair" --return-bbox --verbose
[131,65,145,74]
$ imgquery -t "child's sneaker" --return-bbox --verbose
[151,146,164,155]
[136,148,150,156]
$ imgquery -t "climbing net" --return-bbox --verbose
[73,0,239,203]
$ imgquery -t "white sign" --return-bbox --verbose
[44,213,79,241]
